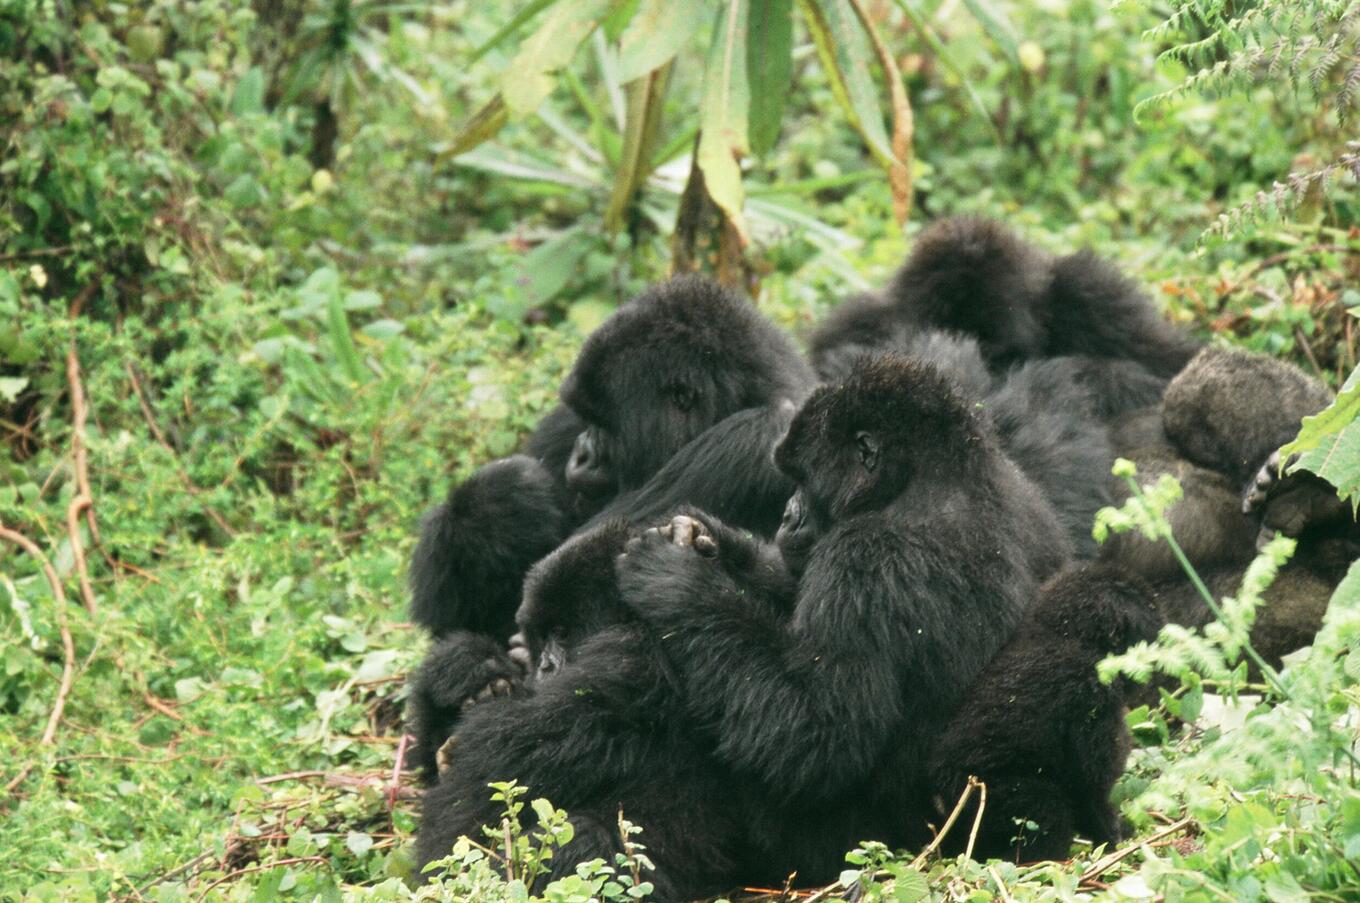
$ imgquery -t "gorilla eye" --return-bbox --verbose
[855,431,879,471]
[669,384,699,411]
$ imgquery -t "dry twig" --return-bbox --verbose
[0,522,77,794]
[66,284,100,614]
[1079,816,1194,887]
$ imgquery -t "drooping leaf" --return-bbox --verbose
[438,95,509,161]
[502,0,616,116]
[469,0,561,64]
[696,0,751,242]
[616,0,707,83]
[796,0,894,168]
[844,0,913,224]
[605,61,673,231]
[745,0,793,156]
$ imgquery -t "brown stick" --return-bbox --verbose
[1079,816,1194,886]
[66,285,99,614]
[847,0,914,226]
[0,522,77,794]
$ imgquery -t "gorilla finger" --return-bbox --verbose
[436,735,459,775]
[508,645,532,674]
[490,678,513,696]
[670,516,696,546]
[694,534,718,557]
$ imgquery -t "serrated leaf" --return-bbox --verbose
[746,0,793,156]
[1280,366,1360,508]
[502,0,615,115]
[696,0,751,242]
[892,868,929,902]
[345,831,373,856]
[326,292,367,384]
[616,0,707,82]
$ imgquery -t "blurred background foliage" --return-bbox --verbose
[1,0,1359,899]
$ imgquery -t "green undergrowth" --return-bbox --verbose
[2,0,1359,900]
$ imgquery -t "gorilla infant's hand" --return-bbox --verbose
[1244,450,1348,544]
[617,514,724,619]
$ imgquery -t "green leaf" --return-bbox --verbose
[345,831,374,856]
[0,377,27,403]
[616,0,707,82]
[520,227,595,305]
[961,0,1019,62]
[892,869,929,902]
[696,0,751,241]
[1280,365,1360,508]
[604,62,672,231]
[439,95,510,160]
[230,67,267,116]
[745,0,793,156]
[502,0,616,116]
[326,292,367,384]
[796,0,893,168]
[470,0,561,64]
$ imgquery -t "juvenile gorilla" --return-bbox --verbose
[415,519,791,901]
[809,216,1201,381]
[929,564,1163,862]
[408,274,814,642]
[1102,348,1357,667]
[612,355,1073,883]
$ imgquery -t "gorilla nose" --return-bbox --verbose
[566,430,611,497]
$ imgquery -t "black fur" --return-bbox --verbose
[614,355,1073,883]
[809,217,1201,380]
[929,564,1163,862]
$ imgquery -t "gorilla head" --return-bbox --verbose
[560,275,813,494]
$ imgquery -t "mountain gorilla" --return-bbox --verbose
[416,357,1071,894]
[808,216,1202,382]
[929,565,1163,862]
[406,276,816,780]
[1102,347,1356,668]
[598,356,1070,884]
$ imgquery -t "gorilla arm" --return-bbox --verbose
[617,515,928,801]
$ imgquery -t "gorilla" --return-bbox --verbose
[1102,348,1356,668]
[808,216,1202,381]
[929,564,1163,862]
[414,519,784,901]
[406,276,815,780]
[409,274,814,643]
[606,355,1073,884]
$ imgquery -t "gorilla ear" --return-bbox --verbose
[855,431,880,471]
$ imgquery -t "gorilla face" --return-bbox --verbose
[564,428,618,510]
[515,521,630,678]
[775,355,982,523]
[559,274,814,495]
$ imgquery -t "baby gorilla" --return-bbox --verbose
[414,520,789,901]
[614,355,1073,884]
[929,564,1163,862]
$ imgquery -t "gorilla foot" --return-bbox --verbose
[459,675,516,713]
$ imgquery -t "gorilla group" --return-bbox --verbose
[403,216,1355,900]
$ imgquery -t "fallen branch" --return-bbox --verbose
[0,521,77,794]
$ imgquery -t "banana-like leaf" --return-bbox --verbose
[796,0,894,168]
[616,0,708,83]
[746,0,793,156]
[696,0,751,243]
[605,62,674,232]
[503,0,617,115]
[890,0,1001,141]
[845,0,913,224]
[437,95,509,161]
